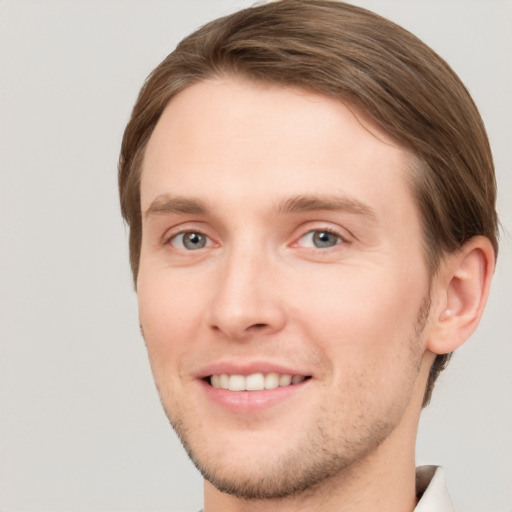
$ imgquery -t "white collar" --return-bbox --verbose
[415,465,454,511]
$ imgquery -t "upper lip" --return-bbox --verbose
[195,360,312,379]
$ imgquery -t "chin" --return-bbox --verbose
[168,407,395,501]
[188,440,350,500]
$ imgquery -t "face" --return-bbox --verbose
[138,76,432,499]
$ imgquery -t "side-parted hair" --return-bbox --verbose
[118,0,498,405]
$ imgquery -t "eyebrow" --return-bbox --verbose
[144,193,377,222]
[144,195,209,218]
[275,194,377,222]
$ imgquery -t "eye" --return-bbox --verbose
[298,230,343,249]
[170,231,210,250]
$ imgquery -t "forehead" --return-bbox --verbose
[141,76,413,217]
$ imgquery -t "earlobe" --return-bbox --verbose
[427,236,495,355]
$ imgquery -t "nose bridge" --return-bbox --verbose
[207,237,285,339]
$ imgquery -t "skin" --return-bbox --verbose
[136,76,494,512]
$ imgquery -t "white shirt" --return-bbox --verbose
[415,465,454,511]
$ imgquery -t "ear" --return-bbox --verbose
[426,236,495,355]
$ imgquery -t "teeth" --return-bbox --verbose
[209,373,307,391]
[292,375,306,385]
[279,374,292,386]
[265,372,279,389]
[228,375,245,391]
[219,374,229,389]
[246,373,265,391]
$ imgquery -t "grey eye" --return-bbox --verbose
[173,232,208,250]
[312,231,340,248]
[298,230,342,249]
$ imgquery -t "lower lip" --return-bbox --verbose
[199,379,310,413]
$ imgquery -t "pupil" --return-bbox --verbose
[313,231,336,248]
[184,232,205,249]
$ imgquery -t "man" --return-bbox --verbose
[118,1,498,510]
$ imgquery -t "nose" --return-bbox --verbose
[206,246,287,341]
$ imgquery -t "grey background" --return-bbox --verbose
[0,1,510,511]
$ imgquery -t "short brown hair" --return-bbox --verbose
[118,0,498,405]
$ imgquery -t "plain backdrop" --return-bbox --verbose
[0,1,511,511]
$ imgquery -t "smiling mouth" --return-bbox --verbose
[206,373,311,391]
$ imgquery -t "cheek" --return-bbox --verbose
[292,263,427,377]
[137,269,207,375]
[293,270,426,421]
